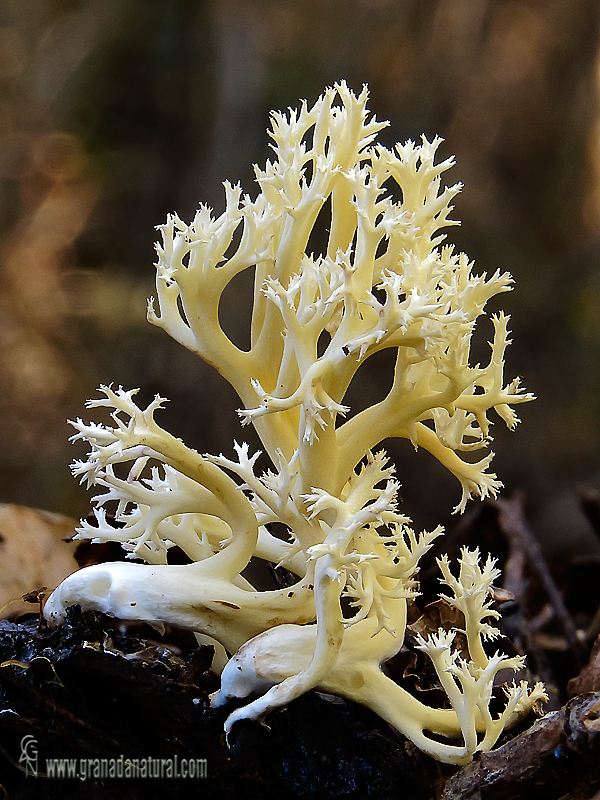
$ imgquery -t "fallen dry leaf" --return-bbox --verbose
[0,503,79,619]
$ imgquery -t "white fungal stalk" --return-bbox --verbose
[45,83,544,764]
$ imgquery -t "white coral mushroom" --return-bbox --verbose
[44,83,542,764]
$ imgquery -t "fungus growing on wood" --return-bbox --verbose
[45,83,544,764]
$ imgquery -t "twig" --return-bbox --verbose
[494,495,585,668]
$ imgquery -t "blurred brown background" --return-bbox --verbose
[1,0,600,559]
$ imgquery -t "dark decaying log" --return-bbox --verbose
[2,491,600,799]
[1,608,600,799]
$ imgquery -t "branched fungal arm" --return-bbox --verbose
[45,83,543,763]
